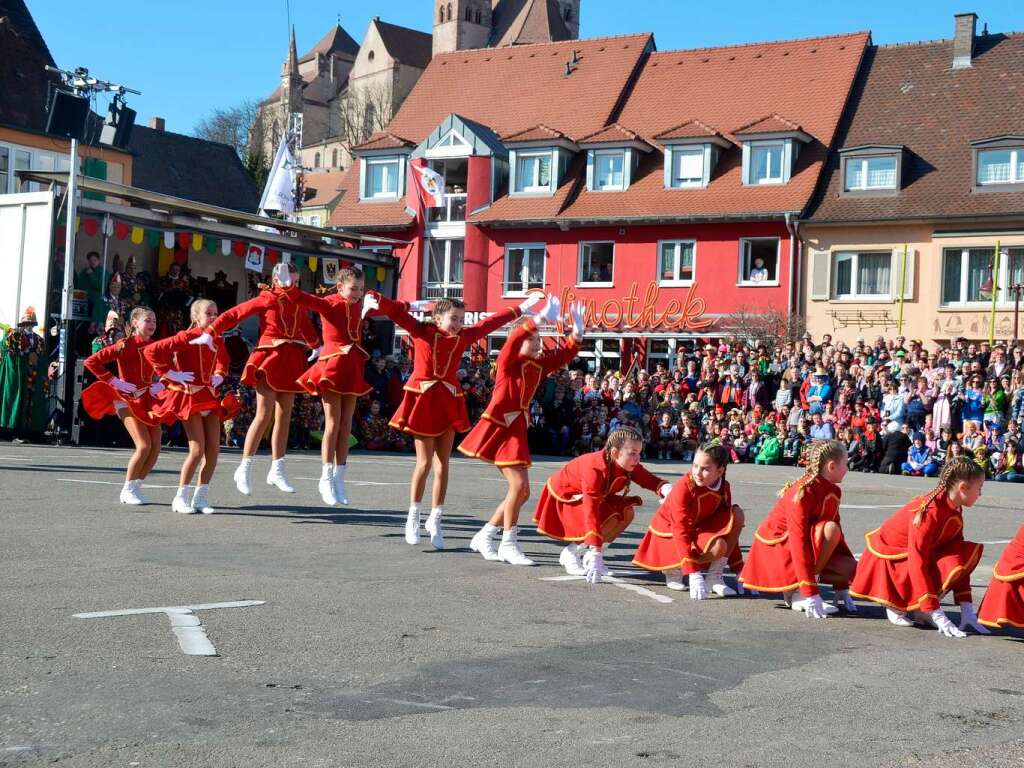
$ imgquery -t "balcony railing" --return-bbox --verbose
[423,282,464,300]
[426,193,467,224]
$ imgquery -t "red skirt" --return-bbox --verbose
[532,483,639,543]
[389,384,469,436]
[978,531,1024,628]
[81,381,160,427]
[457,415,531,467]
[242,343,309,393]
[740,521,854,593]
[150,386,240,424]
[297,352,372,397]
[632,504,740,572]
[850,537,983,612]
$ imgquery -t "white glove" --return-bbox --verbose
[272,262,293,288]
[791,593,836,619]
[518,293,543,316]
[149,382,165,396]
[535,294,561,325]
[211,374,224,388]
[583,549,608,584]
[409,300,434,312]
[189,332,215,351]
[957,603,991,635]
[361,293,380,319]
[308,346,322,362]
[689,572,708,600]
[659,484,672,500]
[110,377,136,394]
[570,300,586,338]
[929,609,967,639]
[165,370,194,384]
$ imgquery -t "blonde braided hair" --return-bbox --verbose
[912,457,985,525]
[603,425,645,496]
[779,439,847,500]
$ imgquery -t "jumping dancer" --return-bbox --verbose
[145,299,234,514]
[294,267,372,506]
[740,440,857,618]
[191,262,319,497]
[850,457,987,638]
[81,306,162,505]
[978,524,1024,630]
[534,426,670,583]
[362,290,540,549]
[632,442,745,598]
[460,298,585,565]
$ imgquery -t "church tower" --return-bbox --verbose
[280,27,304,117]
[432,0,493,56]
[556,0,581,39]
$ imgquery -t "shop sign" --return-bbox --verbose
[557,281,712,331]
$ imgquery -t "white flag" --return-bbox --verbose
[412,164,445,208]
[259,138,297,214]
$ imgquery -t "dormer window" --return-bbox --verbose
[363,156,401,199]
[654,121,732,191]
[579,125,650,193]
[352,132,415,202]
[749,142,785,185]
[503,125,578,197]
[594,150,625,190]
[972,137,1024,191]
[735,114,811,188]
[515,151,553,193]
[671,147,705,187]
[838,146,903,195]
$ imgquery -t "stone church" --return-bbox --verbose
[256,1,580,175]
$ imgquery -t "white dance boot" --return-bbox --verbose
[424,507,445,550]
[119,479,144,505]
[333,463,349,505]
[706,558,737,597]
[266,458,295,493]
[405,503,421,545]
[234,457,254,496]
[559,544,586,576]
[172,485,195,514]
[886,608,914,627]
[470,524,501,561]
[497,527,534,566]
[664,569,686,591]
[318,464,338,506]
[192,484,215,514]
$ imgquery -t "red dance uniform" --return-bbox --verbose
[977,525,1024,628]
[850,492,983,612]
[81,335,160,427]
[376,296,521,436]
[144,328,233,423]
[294,292,372,397]
[533,450,669,547]
[632,475,742,574]
[740,476,849,597]
[458,318,578,467]
[209,286,319,393]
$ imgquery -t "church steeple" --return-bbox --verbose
[280,26,303,115]
[432,1,492,56]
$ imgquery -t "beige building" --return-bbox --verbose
[801,15,1024,345]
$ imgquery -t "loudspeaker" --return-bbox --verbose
[45,89,90,140]
[99,102,136,149]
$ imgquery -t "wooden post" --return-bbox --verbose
[896,244,908,335]
[989,241,1001,345]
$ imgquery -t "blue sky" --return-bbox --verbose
[30,0,1024,139]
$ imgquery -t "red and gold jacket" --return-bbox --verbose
[84,335,155,394]
[295,291,365,359]
[144,327,230,389]
[754,476,842,597]
[209,286,318,350]
[649,475,733,575]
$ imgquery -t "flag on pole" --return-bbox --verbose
[259,138,298,214]
[412,163,445,208]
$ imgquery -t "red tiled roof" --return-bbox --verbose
[351,132,416,152]
[326,165,414,230]
[502,124,570,143]
[578,123,644,145]
[654,120,727,142]
[302,171,347,208]
[373,19,432,70]
[386,34,653,143]
[734,113,806,135]
[808,33,1024,223]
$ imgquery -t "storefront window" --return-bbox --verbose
[738,237,779,285]
[577,338,620,373]
[504,244,546,294]
[578,241,614,285]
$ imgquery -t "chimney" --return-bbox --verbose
[148,116,165,131]
[952,12,977,69]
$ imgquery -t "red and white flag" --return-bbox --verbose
[412,164,445,208]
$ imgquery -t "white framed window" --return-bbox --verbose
[593,150,625,191]
[658,240,695,285]
[749,142,784,184]
[844,156,897,191]
[671,146,705,188]
[0,146,9,194]
[424,238,464,299]
[363,156,401,199]
[941,246,1024,306]
[0,142,72,193]
[832,251,892,299]
[577,338,621,374]
[514,151,553,193]
[504,244,546,295]
[738,237,780,286]
[578,241,614,286]
[977,148,1024,186]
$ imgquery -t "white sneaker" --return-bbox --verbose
[172,486,195,514]
[234,458,254,496]
[470,527,501,561]
[192,484,215,514]
[497,528,534,566]
[318,466,338,506]
[405,505,421,545]
[425,508,444,550]
[119,480,144,506]
[706,558,737,597]
[333,463,349,505]
[886,608,914,627]
[266,458,295,493]
[600,544,615,577]
[559,544,585,576]
[664,569,687,591]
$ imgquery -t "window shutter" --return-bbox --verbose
[809,249,831,300]
[741,143,751,185]
[508,150,518,193]
[890,247,915,301]
[586,151,594,191]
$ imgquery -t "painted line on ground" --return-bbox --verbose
[293,477,404,486]
[56,478,180,489]
[541,574,673,604]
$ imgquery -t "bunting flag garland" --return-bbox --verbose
[164,230,175,249]
[233,240,246,257]
[114,222,129,240]
[130,226,144,245]
[221,239,232,256]
[205,237,219,255]
[147,229,161,248]
[308,257,318,272]
[177,232,190,250]
[266,248,280,265]
[83,218,98,236]
[192,233,203,252]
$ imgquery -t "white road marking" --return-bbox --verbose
[978,540,1012,545]
[56,478,180,488]
[842,504,904,509]
[293,477,404,486]
[541,575,673,604]
[74,600,264,656]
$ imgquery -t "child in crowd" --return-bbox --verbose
[902,432,938,477]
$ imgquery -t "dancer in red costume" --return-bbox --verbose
[632,443,745,598]
[82,306,162,506]
[191,262,318,497]
[294,267,371,506]
[460,297,584,565]
[362,290,540,549]
[534,426,670,583]
[850,457,988,638]
[978,525,1024,630]
[740,440,857,618]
